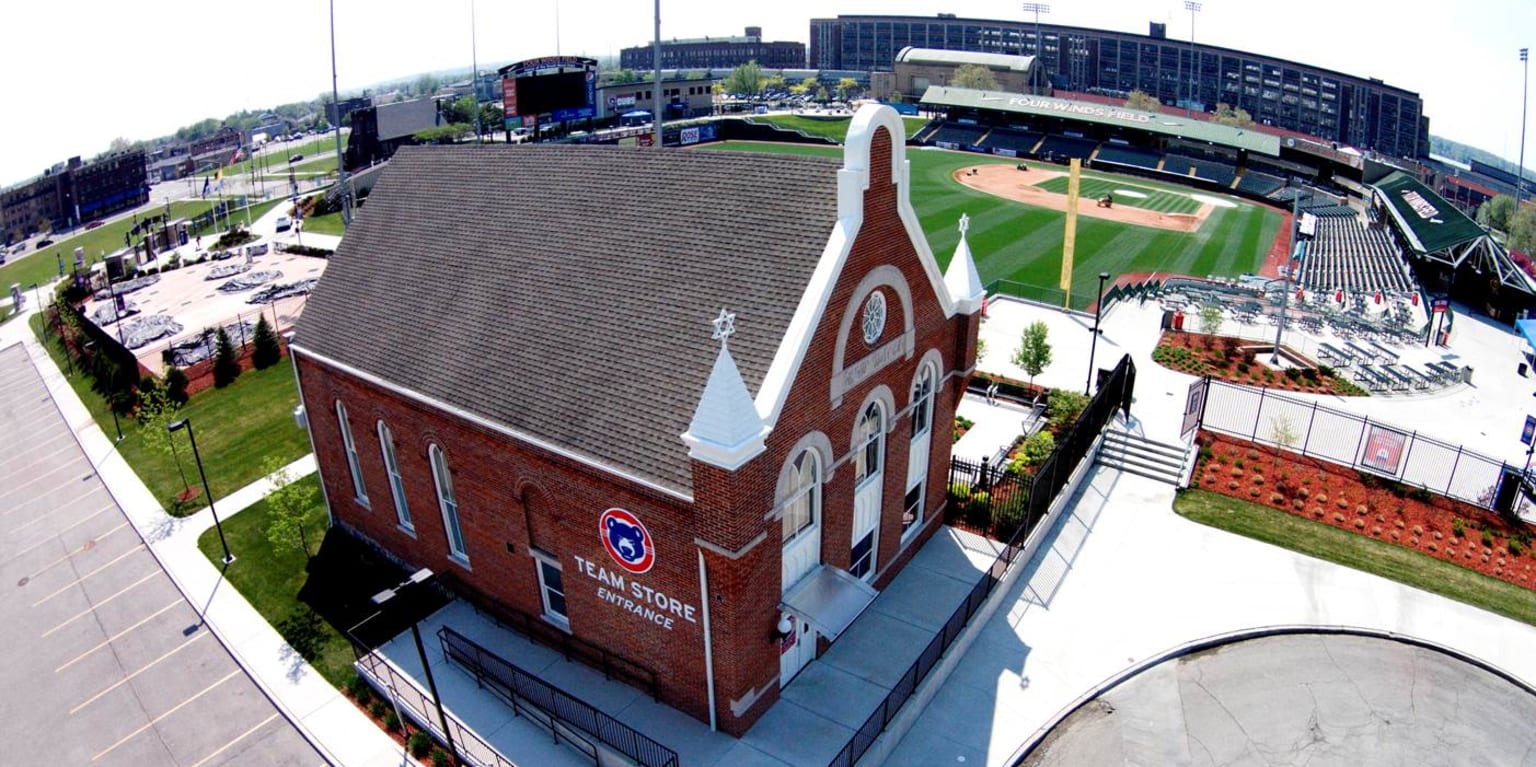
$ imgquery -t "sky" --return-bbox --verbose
[1,0,1531,186]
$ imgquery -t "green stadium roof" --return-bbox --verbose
[918,86,1282,156]
[1372,171,1486,254]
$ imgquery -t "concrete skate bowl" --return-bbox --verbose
[1015,630,1536,766]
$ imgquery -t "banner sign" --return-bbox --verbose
[1522,415,1535,447]
[1181,378,1207,440]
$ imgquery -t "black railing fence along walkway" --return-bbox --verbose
[827,355,1135,767]
[440,626,679,767]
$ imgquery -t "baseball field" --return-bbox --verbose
[695,141,1283,310]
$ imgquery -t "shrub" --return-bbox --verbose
[1482,530,1494,548]
[352,681,372,707]
[1234,459,1245,469]
[1284,367,1302,381]
[948,482,973,502]
[1236,362,1251,375]
[1019,431,1055,469]
[1046,389,1089,432]
[251,315,282,369]
[164,366,189,405]
[431,749,452,767]
[1452,518,1465,538]
[345,674,369,700]
[1317,364,1336,378]
[384,710,401,732]
[369,700,386,719]
[408,731,433,758]
[1301,367,1320,382]
[1511,540,1524,557]
[212,327,241,387]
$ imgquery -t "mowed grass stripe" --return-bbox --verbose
[698,142,1281,308]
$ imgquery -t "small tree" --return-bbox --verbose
[251,315,282,370]
[950,64,1000,91]
[1125,89,1161,112]
[723,60,765,99]
[212,327,241,388]
[836,77,861,101]
[137,379,191,503]
[1012,320,1053,388]
[263,455,317,556]
[1197,303,1224,343]
[1269,414,1299,473]
[164,365,189,405]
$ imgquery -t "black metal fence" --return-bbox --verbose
[827,355,1135,767]
[440,626,679,767]
[1199,378,1522,511]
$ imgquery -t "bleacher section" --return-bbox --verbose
[1093,145,1161,171]
[1296,216,1414,294]
[1034,134,1099,161]
[978,128,1042,155]
[1165,153,1237,186]
[1235,171,1285,197]
[929,123,987,148]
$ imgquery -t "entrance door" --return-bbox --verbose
[780,450,822,685]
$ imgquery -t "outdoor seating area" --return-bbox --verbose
[1314,343,1467,393]
[1093,144,1161,170]
[1296,216,1415,294]
[1034,134,1099,161]
[1235,170,1286,196]
[1165,153,1237,185]
[929,123,987,147]
[978,127,1043,154]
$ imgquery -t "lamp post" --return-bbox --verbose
[168,418,233,565]
[329,0,352,225]
[1022,3,1051,63]
[1519,48,1529,210]
[1184,1,1203,117]
[372,568,457,764]
[1086,271,1110,395]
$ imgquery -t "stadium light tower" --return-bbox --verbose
[653,0,662,149]
[1021,3,1050,63]
[1185,1,1203,118]
[1519,47,1529,209]
[470,0,481,143]
[329,0,352,226]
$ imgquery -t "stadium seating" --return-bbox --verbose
[1295,216,1415,294]
[978,128,1043,155]
[1034,134,1099,161]
[1093,145,1162,170]
[1234,171,1285,197]
[928,123,987,148]
[1165,153,1237,186]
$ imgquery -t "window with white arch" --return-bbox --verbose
[429,444,468,563]
[377,421,412,532]
[782,450,820,543]
[854,402,884,486]
[910,364,935,438]
[335,401,368,506]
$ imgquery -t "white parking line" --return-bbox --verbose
[44,570,162,638]
[186,712,280,767]
[91,669,241,762]
[55,598,185,673]
[31,543,146,607]
[70,631,210,714]
[7,519,128,568]
[13,496,114,534]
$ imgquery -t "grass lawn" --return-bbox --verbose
[301,211,346,237]
[699,142,1282,310]
[288,154,339,176]
[1175,489,1536,627]
[1033,175,1203,215]
[222,137,344,178]
[2,200,217,289]
[746,114,930,142]
[197,475,414,687]
[30,314,311,512]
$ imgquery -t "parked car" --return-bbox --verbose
[288,154,304,164]
[275,216,292,232]
[36,238,53,248]
[85,220,105,230]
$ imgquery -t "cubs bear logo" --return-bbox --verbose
[600,508,654,575]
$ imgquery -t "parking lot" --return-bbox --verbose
[0,343,322,766]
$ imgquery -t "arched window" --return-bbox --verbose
[335,401,367,505]
[910,365,935,438]
[782,450,820,542]
[429,444,467,562]
[854,402,884,486]
[377,421,411,531]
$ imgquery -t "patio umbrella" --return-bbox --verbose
[1517,319,1536,357]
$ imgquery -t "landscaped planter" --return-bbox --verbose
[1192,432,1536,590]
[1154,331,1366,395]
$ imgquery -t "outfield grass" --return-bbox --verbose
[746,114,930,142]
[30,314,311,512]
[700,142,1282,309]
[1032,175,1203,215]
[1175,489,1536,627]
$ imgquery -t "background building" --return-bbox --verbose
[621,26,805,71]
[1,149,148,243]
[810,14,1428,159]
[595,76,716,120]
[890,48,1049,101]
[342,99,443,170]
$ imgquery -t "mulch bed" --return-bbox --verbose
[1153,331,1365,396]
[1193,432,1536,590]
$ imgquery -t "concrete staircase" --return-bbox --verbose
[1097,428,1189,485]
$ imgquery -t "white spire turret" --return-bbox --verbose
[944,213,985,314]
[681,309,768,470]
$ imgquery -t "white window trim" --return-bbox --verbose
[854,402,885,489]
[336,401,369,507]
[900,481,925,544]
[531,551,571,633]
[377,421,413,534]
[780,450,821,545]
[911,364,935,439]
[429,444,469,566]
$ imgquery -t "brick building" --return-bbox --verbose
[291,105,983,736]
[621,26,805,71]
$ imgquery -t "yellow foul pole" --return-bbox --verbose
[1060,158,1081,309]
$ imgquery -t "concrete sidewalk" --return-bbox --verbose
[2,304,404,765]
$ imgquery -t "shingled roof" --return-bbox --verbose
[296,143,843,496]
